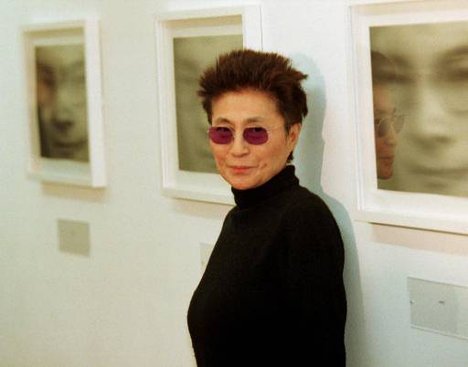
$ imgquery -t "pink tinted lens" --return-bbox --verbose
[376,119,391,137]
[208,126,269,145]
[208,127,233,144]
[243,127,268,144]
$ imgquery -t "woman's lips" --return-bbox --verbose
[228,165,253,174]
[378,156,394,163]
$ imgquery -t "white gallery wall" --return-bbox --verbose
[1,0,468,366]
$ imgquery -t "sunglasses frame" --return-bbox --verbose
[374,113,405,138]
[207,125,284,145]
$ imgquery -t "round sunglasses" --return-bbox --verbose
[208,126,281,145]
[374,113,405,138]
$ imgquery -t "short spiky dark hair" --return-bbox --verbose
[198,49,308,130]
[371,50,397,84]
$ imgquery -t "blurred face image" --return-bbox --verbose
[371,21,468,197]
[36,44,89,162]
[209,89,300,190]
[173,34,243,174]
[373,84,402,179]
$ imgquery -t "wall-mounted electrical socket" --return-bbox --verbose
[58,219,90,257]
[408,277,468,340]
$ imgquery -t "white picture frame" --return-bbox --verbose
[349,0,468,234]
[23,19,105,187]
[155,5,262,204]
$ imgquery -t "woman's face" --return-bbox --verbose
[209,89,300,190]
[373,84,398,179]
[371,22,468,196]
[36,44,89,162]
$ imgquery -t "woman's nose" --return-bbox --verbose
[229,131,249,156]
[53,101,75,127]
[384,125,398,146]
[404,77,456,146]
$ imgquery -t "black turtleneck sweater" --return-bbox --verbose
[187,166,346,366]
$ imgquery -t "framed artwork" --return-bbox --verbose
[350,0,468,234]
[155,5,262,204]
[23,19,105,187]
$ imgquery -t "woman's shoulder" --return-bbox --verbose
[279,185,340,233]
[284,184,332,214]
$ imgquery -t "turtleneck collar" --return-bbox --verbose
[231,165,299,210]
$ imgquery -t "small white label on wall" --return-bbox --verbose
[58,219,90,257]
[408,277,468,340]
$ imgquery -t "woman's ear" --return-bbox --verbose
[287,123,302,150]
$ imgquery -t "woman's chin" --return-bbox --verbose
[226,176,259,191]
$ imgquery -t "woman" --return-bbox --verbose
[371,51,404,180]
[373,82,404,180]
[36,44,89,162]
[187,50,346,366]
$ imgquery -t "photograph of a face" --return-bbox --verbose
[35,43,89,162]
[370,21,468,198]
[173,34,243,173]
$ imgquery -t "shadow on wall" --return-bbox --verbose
[291,53,368,367]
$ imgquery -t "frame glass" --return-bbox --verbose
[23,19,105,187]
[155,6,262,204]
[350,0,468,234]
